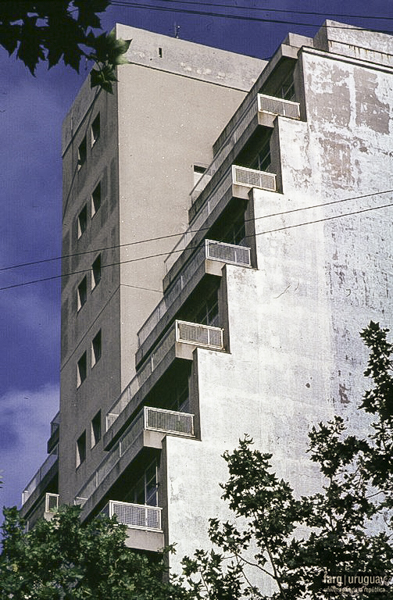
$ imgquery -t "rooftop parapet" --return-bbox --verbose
[314,20,393,67]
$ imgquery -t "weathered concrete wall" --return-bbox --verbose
[59,25,266,504]
[163,28,393,591]
[60,82,122,504]
[314,20,393,68]
[116,24,266,91]
[116,36,265,390]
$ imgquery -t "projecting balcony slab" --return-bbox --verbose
[78,407,195,520]
[24,493,59,531]
[102,500,164,552]
[137,239,250,365]
[104,320,222,449]
[20,447,59,519]
[125,528,165,552]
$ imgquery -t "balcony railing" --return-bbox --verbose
[257,93,300,119]
[205,239,251,266]
[79,407,194,503]
[166,163,275,274]
[190,93,299,204]
[145,406,194,436]
[232,165,276,191]
[107,320,223,430]
[25,493,59,531]
[22,446,59,506]
[106,327,176,429]
[176,320,223,349]
[138,240,250,348]
[102,500,162,531]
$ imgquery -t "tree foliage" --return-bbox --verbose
[182,322,393,599]
[0,1,130,92]
[0,504,188,600]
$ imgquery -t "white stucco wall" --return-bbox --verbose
[163,32,393,591]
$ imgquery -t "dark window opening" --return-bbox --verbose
[128,460,158,506]
[222,214,246,247]
[76,431,86,467]
[77,205,88,238]
[91,411,101,447]
[277,72,296,101]
[78,137,87,169]
[195,288,219,327]
[77,277,87,310]
[77,352,87,387]
[91,114,100,146]
[92,182,101,216]
[250,136,271,173]
[91,330,102,367]
[91,255,101,289]
[235,128,272,173]
[143,362,191,415]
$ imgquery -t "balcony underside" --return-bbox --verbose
[103,499,165,552]
[125,528,165,552]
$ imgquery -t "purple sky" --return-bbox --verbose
[1,1,392,517]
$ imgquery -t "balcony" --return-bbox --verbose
[102,500,164,552]
[102,500,162,531]
[106,320,223,432]
[138,239,250,352]
[25,493,59,531]
[162,94,300,283]
[77,407,195,506]
[232,165,276,193]
[22,446,58,506]
[165,164,275,276]
[190,93,299,204]
[257,93,300,120]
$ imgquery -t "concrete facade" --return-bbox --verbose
[21,20,392,593]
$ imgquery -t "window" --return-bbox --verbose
[169,379,189,413]
[276,72,295,101]
[77,277,87,310]
[223,214,246,247]
[196,290,219,327]
[76,431,86,467]
[91,330,102,367]
[129,461,158,506]
[91,114,100,147]
[77,352,87,387]
[78,137,87,170]
[91,182,101,216]
[91,411,101,448]
[250,137,271,173]
[77,205,88,238]
[193,164,206,187]
[91,254,101,289]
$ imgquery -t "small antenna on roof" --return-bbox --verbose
[174,23,180,38]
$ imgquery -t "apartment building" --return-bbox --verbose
[21,20,393,592]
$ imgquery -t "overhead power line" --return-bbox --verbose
[1,189,392,275]
[114,0,393,22]
[1,197,392,293]
[109,0,393,34]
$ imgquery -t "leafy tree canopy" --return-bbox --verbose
[0,1,130,92]
[182,322,393,599]
[0,504,188,599]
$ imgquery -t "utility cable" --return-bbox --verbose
[1,198,392,292]
[109,0,393,34]
[1,188,392,274]
[113,0,393,23]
